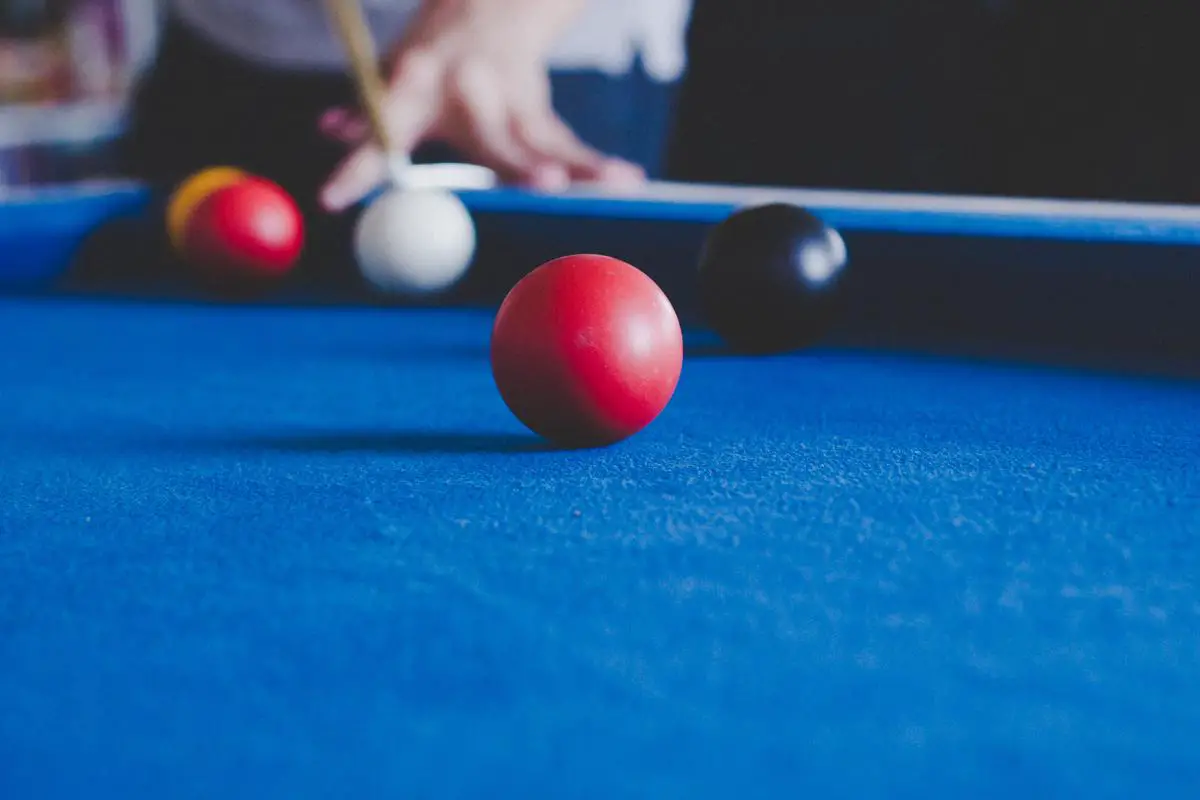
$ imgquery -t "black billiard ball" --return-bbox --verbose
[697,203,850,354]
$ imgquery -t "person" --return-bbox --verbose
[122,0,691,213]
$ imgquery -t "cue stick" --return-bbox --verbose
[321,0,408,183]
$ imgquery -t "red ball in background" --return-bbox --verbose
[182,176,304,292]
[491,254,683,448]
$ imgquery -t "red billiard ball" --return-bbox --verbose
[182,176,304,292]
[491,254,683,448]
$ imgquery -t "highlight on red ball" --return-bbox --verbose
[490,253,684,449]
[180,174,305,295]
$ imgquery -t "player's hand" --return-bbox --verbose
[319,0,645,212]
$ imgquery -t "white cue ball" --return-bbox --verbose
[353,188,477,294]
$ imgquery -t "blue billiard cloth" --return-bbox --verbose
[2,298,1200,799]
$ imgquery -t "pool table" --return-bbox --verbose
[2,180,1200,798]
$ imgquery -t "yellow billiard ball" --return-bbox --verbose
[165,166,246,253]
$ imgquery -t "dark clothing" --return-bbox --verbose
[669,3,1000,194]
[669,1,1200,203]
[997,1,1200,202]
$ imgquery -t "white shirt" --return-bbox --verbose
[170,0,691,82]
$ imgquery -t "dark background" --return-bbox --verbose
[669,0,1200,204]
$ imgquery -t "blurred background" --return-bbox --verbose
[3,0,1198,204]
[0,0,157,185]
[671,1,1200,204]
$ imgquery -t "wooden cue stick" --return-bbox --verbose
[322,0,396,155]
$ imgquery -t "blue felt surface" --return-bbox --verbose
[2,298,1200,798]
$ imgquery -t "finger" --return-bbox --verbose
[318,107,370,144]
[320,143,387,212]
[529,157,645,191]
[459,119,537,185]
[382,49,443,153]
[318,106,354,133]
[596,156,647,187]
[528,162,571,192]
[448,66,540,183]
[514,113,607,180]
[319,53,445,210]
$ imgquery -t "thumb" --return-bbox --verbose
[320,142,387,212]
